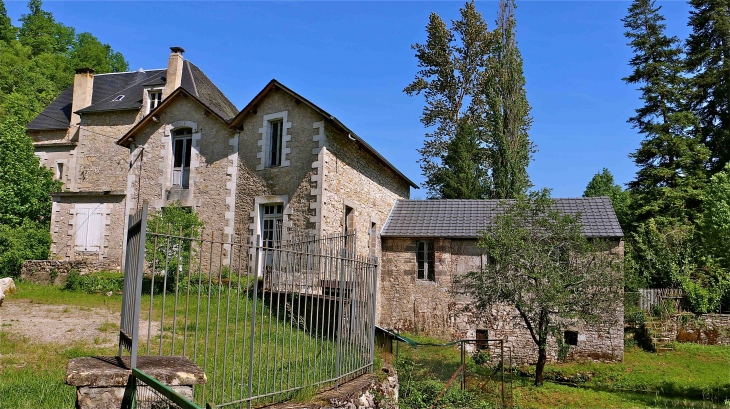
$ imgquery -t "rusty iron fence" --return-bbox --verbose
[119,203,378,408]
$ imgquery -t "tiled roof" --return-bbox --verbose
[27,61,238,131]
[381,197,624,239]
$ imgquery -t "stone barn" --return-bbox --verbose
[376,198,625,364]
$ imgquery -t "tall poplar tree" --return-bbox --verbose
[405,1,491,197]
[685,0,730,172]
[480,0,534,199]
[622,0,709,224]
[431,122,491,199]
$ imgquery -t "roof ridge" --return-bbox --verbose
[186,60,238,115]
[79,71,166,112]
[94,69,165,76]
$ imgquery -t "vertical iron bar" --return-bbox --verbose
[171,225,183,355]
[334,244,346,388]
[159,223,172,355]
[146,221,159,355]
[247,238,261,409]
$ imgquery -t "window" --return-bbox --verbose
[564,331,578,346]
[172,128,192,189]
[56,163,64,181]
[75,206,103,252]
[112,95,124,101]
[417,241,435,281]
[269,120,283,167]
[261,204,283,248]
[148,90,162,112]
[369,222,377,255]
[476,329,489,350]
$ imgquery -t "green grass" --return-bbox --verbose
[3,281,369,408]
[393,333,730,409]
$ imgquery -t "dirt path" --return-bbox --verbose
[0,299,158,348]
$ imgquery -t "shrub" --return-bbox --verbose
[0,222,52,277]
[65,270,124,294]
[145,202,204,282]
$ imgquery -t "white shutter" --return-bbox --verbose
[86,212,103,251]
[75,208,90,250]
[74,206,103,252]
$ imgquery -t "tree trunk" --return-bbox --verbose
[534,346,547,386]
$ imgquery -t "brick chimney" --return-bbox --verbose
[70,68,94,128]
[163,47,185,99]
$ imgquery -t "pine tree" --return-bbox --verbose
[405,1,491,197]
[685,0,730,172]
[480,0,534,199]
[432,122,491,199]
[583,168,631,230]
[622,0,710,224]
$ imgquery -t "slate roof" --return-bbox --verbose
[381,197,624,239]
[27,61,238,131]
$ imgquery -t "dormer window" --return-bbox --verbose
[112,95,124,102]
[171,128,192,189]
[148,90,162,113]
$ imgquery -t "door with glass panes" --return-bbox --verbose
[260,204,283,277]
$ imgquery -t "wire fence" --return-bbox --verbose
[120,204,378,408]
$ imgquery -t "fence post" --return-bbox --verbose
[369,257,378,369]
[334,245,348,389]
[246,237,261,409]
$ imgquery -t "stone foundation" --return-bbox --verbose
[65,356,206,409]
[20,260,119,285]
[646,314,730,345]
[265,366,399,409]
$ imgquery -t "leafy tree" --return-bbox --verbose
[698,164,730,267]
[0,118,59,227]
[146,203,204,281]
[0,0,15,43]
[69,32,128,74]
[583,168,632,230]
[431,122,490,199]
[17,0,74,56]
[404,1,491,197]
[622,0,710,225]
[685,0,730,172]
[457,189,622,385]
[0,0,128,125]
[480,0,534,199]
[0,221,52,277]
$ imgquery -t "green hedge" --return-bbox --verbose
[65,270,124,294]
[0,222,51,278]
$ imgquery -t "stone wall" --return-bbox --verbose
[265,367,398,409]
[321,125,411,257]
[21,260,120,285]
[49,195,127,264]
[235,89,324,242]
[378,237,624,365]
[646,314,730,345]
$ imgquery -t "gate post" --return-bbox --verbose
[119,201,148,368]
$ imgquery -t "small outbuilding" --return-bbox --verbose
[376,197,625,364]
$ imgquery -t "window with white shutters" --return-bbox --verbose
[75,206,103,252]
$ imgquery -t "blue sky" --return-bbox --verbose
[7,1,693,198]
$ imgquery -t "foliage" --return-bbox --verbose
[622,0,710,226]
[583,168,632,231]
[0,221,51,277]
[457,189,623,385]
[64,270,124,294]
[431,122,491,199]
[0,118,59,227]
[145,202,204,283]
[404,1,492,197]
[685,0,730,172]
[698,164,730,268]
[481,0,534,199]
[0,0,129,125]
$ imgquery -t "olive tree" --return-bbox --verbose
[457,189,623,385]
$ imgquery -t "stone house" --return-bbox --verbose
[377,198,625,364]
[28,47,416,268]
[28,47,624,363]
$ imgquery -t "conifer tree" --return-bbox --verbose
[583,168,631,230]
[480,0,534,199]
[685,0,730,172]
[405,1,491,197]
[432,122,491,199]
[622,0,709,224]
